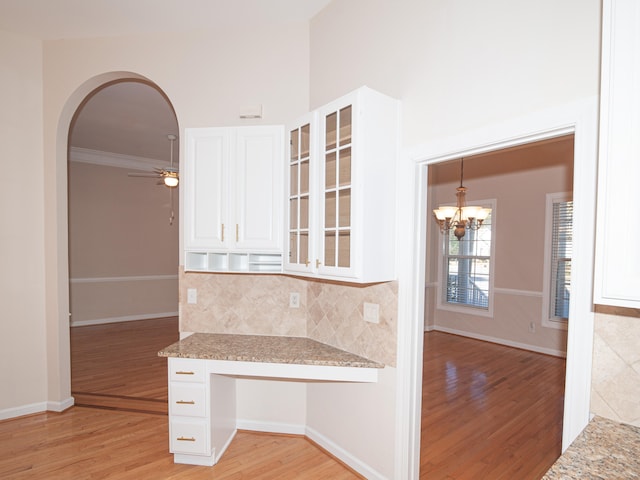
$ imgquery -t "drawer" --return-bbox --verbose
[170,419,209,455]
[169,358,206,383]
[170,384,206,417]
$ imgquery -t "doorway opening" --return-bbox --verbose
[67,79,180,413]
[420,136,573,477]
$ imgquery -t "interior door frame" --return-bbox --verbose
[395,96,599,479]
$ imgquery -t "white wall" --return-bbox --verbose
[310,0,600,477]
[38,23,311,411]
[0,30,48,415]
[311,0,601,144]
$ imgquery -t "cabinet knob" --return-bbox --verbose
[176,400,196,405]
[316,259,321,268]
[177,436,196,442]
[236,224,239,242]
[305,259,310,267]
[175,371,195,375]
[221,223,225,242]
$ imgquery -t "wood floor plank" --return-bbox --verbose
[420,331,566,479]
[2,319,565,478]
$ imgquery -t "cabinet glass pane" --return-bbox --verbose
[325,231,336,267]
[300,160,309,194]
[301,124,310,157]
[326,112,337,150]
[290,128,299,160]
[339,147,351,187]
[289,232,298,263]
[300,233,309,266]
[338,189,351,227]
[290,198,298,229]
[338,231,351,267]
[290,163,298,194]
[300,196,309,229]
[325,191,336,228]
[339,106,352,146]
[325,152,336,189]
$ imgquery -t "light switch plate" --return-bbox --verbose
[187,288,197,304]
[363,302,380,324]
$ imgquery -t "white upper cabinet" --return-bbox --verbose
[184,126,283,273]
[284,87,399,283]
[594,0,640,307]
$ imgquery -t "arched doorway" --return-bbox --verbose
[47,72,180,410]
[67,78,179,411]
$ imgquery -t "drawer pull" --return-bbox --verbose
[176,400,195,405]
[177,436,196,442]
[175,371,195,375]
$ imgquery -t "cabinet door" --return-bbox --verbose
[232,126,283,251]
[594,0,640,307]
[285,113,316,273]
[184,128,230,250]
[318,101,355,278]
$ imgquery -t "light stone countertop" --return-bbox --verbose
[542,416,640,479]
[158,333,384,369]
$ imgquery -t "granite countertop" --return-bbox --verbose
[158,333,384,369]
[542,416,640,479]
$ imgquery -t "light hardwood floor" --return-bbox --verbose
[421,331,566,479]
[0,321,565,479]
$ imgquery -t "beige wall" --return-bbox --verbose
[0,30,48,413]
[1,0,628,476]
[425,137,574,355]
[68,161,178,324]
[310,0,601,145]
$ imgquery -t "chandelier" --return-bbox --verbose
[433,159,490,240]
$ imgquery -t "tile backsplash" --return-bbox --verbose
[591,306,640,427]
[180,269,398,366]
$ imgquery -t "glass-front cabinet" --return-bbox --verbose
[285,86,399,283]
[286,113,314,274]
[323,105,352,270]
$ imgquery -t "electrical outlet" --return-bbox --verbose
[529,322,536,333]
[187,288,197,304]
[289,292,300,308]
[363,302,380,324]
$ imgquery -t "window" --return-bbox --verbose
[542,192,573,327]
[441,202,494,313]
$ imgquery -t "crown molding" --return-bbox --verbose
[69,147,171,172]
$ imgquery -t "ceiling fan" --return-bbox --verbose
[128,133,179,225]
[127,134,179,187]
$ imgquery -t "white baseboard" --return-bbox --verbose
[0,396,74,421]
[305,426,387,480]
[432,326,567,358]
[71,312,178,327]
[235,419,306,436]
[47,397,75,412]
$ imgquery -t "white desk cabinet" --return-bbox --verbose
[594,0,640,308]
[168,358,236,466]
[184,126,284,273]
[284,87,399,283]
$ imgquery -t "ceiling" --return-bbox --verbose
[1,0,331,167]
[0,0,331,40]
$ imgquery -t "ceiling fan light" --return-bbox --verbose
[164,174,179,187]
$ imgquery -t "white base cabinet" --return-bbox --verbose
[168,358,236,466]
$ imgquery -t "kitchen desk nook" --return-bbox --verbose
[158,333,383,466]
